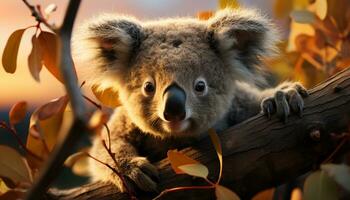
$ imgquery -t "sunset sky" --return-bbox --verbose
[0,0,274,109]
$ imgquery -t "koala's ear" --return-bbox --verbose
[73,14,142,73]
[207,8,279,67]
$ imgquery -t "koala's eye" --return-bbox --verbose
[194,78,208,96]
[142,78,155,96]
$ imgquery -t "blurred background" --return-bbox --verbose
[1,0,349,194]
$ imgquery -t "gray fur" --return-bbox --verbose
[73,8,306,192]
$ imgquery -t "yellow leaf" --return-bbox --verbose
[91,84,121,108]
[209,128,223,183]
[215,185,240,200]
[9,101,27,126]
[0,145,33,184]
[290,10,316,24]
[28,35,43,82]
[167,150,199,174]
[321,164,350,192]
[314,0,327,20]
[293,0,309,10]
[219,0,239,9]
[88,110,108,130]
[274,0,293,18]
[287,21,315,52]
[303,171,338,200]
[0,179,9,195]
[178,164,209,179]
[65,151,90,177]
[2,29,25,73]
[291,188,303,200]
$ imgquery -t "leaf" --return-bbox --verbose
[314,0,327,20]
[293,0,309,10]
[252,188,275,200]
[321,164,350,192]
[9,101,27,126]
[28,35,43,82]
[0,179,9,195]
[219,0,239,9]
[209,128,223,184]
[167,150,199,174]
[287,21,315,52]
[2,29,25,73]
[273,0,293,18]
[290,10,316,24]
[91,84,121,108]
[88,110,109,130]
[215,185,240,200]
[64,151,89,176]
[38,31,77,83]
[291,188,303,200]
[26,101,67,163]
[303,171,338,200]
[44,3,57,18]
[327,0,350,32]
[0,145,32,184]
[197,11,214,20]
[178,164,209,179]
[35,95,69,121]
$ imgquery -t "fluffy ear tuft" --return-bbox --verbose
[208,8,280,69]
[73,14,142,88]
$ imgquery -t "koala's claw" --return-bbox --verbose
[261,83,308,122]
[126,157,159,192]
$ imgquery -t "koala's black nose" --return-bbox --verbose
[163,84,186,122]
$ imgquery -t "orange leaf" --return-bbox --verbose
[2,29,26,73]
[28,35,43,82]
[252,188,275,200]
[273,0,293,18]
[38,31,78,83]
[215,185,240,200]
[197,11,214,20]
[167,150,199,174]
[9,101,27,126]
[219,0,240,9]
[34,95,69,121]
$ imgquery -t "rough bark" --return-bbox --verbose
[50,67,350,200]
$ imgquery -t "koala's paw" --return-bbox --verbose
[261,82,308,122]
[119,156,159,192]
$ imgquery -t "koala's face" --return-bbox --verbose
[75,9,278,138]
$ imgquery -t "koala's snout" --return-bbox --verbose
[163,84,186,122]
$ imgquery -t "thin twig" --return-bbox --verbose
[22,0,56,31]
[0,121,43,162]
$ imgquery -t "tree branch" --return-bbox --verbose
[49,67,350,200]
[24,1,88,200]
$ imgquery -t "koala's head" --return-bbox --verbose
[74,8,278,138]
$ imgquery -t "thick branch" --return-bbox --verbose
[50,67,350,200]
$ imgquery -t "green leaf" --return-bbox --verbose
[321,164,350,192]
[28,35,43,82]
[2,29,26,73]
[215,185,240,200]
[178,164,209,179]
[0,145,32,184]
[303,171,338,200]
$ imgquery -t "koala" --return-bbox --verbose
[73,8,308,193]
